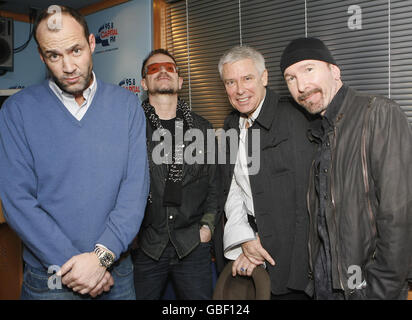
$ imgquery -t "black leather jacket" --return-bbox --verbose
[138,111,219,260]
[306,87,412,299]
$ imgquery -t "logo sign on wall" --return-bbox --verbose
[95,21,119,54]
[119,78,140,95]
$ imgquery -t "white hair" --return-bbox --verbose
[218,45,266,79]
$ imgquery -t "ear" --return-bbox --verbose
[141,78,148,91]
[330,64,341,81]
[88,33,96,54]
[261,69,268,86]
[178,76,183,90]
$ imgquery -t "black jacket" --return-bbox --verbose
[306,87,412,299]
[138,111,219,260]
[220,88,316,294]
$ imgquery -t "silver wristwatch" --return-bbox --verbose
[94,246,115,268]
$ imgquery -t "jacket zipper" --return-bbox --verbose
[307,159,316,280]
[329,127,345,291]
[361,99,377,248]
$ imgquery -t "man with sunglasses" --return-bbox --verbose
[132,49,219,299]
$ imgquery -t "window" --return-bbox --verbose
[161,0,412,127]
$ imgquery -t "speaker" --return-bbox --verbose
[0,17,13,71]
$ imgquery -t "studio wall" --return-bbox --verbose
[0,0,152,99]
[0,20,45,89]
[87,0,152,98]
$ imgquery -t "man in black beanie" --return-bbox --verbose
[280,37,412,300]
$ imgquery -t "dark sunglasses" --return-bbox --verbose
[145,62,178,75]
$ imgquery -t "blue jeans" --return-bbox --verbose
[20,255,135,300]
[133,242,213,300]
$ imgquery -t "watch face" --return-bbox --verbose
[101,251,114,267]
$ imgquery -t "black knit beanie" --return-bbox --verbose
[280,37,337,74]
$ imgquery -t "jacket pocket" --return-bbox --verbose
[261,135,288,151]
[262,134,292,177]
[23,265,52,293]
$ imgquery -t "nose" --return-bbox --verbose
[296,77,307,93]
[62,55,76,74]
[236,81,245,95]
[157,66,170,77]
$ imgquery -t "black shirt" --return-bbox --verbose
[160,118,176,165]
[160,117,176,136]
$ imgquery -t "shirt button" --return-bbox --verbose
[323,168,328,173]
[169,215,173,220]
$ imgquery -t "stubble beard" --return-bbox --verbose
[49,65,93,97]
[148,84,179,96]
[153,88,177,95]
[148,72,180,96]
[298,88,327,115]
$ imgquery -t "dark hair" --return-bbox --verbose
[33,5,90,45]
[141,48,178,78]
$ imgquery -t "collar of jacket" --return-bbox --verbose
[307,85,349,143]
[327,85,357,128]
[226,88,280,131]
